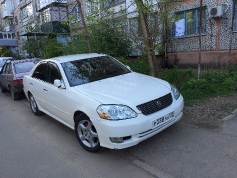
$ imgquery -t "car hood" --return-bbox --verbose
[73,72,171,110]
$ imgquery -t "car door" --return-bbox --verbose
[0,63,12,90]
[0,64,7,88]
[39,62,71,125]
[30,62,49,111]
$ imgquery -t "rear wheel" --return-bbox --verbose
[10,89,20,100]
[0,84,7,93]
[29,94,42,116]
[75,114,102,152]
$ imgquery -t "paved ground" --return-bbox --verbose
[0,92,237,178]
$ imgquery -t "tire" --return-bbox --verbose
[75,114,102,152]
[10,89,20,100]
[0,84,7,93]
[29,94,42,116]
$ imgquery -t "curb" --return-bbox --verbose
[222,108,237,121]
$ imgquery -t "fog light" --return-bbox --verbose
[110,137,123,143]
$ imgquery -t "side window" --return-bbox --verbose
[48,63,62,84]
[1,64,7,74]
[7,64,12,74]
[32,63,48,81]
[4,64,12,74]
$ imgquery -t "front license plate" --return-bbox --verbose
[152,111,175,128]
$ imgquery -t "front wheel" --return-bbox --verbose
[29,94,42,116]
[75,114,102,152]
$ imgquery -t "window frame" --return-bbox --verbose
[47,62,63,85]
[102,0,125,8]
[174,6,207,37]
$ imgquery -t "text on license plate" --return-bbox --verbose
[152,111,175,128]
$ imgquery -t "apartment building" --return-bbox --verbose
[1,0,237,65]
[12,0,69,56]
[0,0,17,50]
[67,0,237,66]
[169,0,237,66]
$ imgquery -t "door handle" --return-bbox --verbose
[43,88,48,91]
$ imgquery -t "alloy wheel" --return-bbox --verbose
[77,120,99,148]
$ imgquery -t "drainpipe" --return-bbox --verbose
[198,0,203,79]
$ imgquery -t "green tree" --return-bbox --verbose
[23,37,63,59]
[0,47,19,58]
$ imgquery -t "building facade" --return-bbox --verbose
[168,0,237,66]
[1,0,237,65]
[0,0,17,51]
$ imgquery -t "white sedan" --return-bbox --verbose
[23,53,184,152]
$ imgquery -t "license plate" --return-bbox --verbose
[152,111,175,128]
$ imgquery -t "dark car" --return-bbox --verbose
[0,57,14,71]
[0,58,40,100]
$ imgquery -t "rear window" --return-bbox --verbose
[14,61,37,74]
[0,59,5,68]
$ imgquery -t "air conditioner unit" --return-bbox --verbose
[209,5,223,18]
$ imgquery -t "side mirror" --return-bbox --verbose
[54,79,66,89]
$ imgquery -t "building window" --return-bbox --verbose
[21,3,33,19]
[70,6,81,22]
[174,7,206,37]
[234,3,237,31]
[15,16,18,25]
[42,9,51,23]
[129,17,142,37]
[103,0,125,8]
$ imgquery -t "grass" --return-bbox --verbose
[118,57,237,103]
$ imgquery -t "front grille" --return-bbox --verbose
[137,93,173,115]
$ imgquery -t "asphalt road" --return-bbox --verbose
[0,92,237,178]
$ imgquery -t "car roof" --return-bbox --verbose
[10,58,41,64]
[44,53,107,63]
[0,57,14,61]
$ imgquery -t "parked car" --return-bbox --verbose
[0,57,14,71]
[23,53,184,152]
[0,58,41,100]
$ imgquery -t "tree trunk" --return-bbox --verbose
[134,0,156,76]
[75,0,92,53]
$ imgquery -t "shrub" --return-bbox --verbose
[117,57,150,75]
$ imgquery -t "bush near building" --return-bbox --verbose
[119,57,237,103]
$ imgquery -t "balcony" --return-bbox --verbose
[37,0,67,12]
[41,21,69,34]
[0,32,17,47]
[2,9,13,18]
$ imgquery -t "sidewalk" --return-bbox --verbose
[120,109,237,178]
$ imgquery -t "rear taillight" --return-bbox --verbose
[12,79,23,85]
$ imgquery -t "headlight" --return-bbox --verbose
[97,105,138,120]
[171,84,180,100]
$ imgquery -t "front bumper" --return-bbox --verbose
[94,95,184,149]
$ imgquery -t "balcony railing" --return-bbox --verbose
[37,0,67,12]
[0,32,17,47]
[41,21,69,33]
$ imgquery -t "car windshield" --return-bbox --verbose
[14,61,37,74]
[61,56,131,86]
